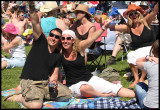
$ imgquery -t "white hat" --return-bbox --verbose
[40,1,62,13]
[62,30,76,39]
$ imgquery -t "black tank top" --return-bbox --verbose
[130,25,156,50]
[62,52,93,87]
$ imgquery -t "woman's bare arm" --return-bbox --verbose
[144,2,159,25]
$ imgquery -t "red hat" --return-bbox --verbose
[123,4,144,19]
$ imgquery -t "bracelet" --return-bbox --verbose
[145,55,149,61]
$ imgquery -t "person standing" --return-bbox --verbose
[40,1,66,37]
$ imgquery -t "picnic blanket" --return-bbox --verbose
[2,88,141,109]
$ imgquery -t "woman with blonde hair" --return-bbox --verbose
[60,28,136,98]
[104,2,159,88]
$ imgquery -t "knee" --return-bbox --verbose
[80,84,90,93]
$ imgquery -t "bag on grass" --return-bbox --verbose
[98,67,121,82]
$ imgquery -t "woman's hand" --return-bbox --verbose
[147,56,159,64]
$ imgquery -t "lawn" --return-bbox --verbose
[1,45,135,109]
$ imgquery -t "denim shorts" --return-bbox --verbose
[1,57,26,69]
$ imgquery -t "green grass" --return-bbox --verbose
[1,45,134,109]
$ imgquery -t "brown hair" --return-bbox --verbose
[150,40,159,58]
[8,8,14,14]
[17,10,24,15]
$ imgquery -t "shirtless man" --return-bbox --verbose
[2,10,28,36]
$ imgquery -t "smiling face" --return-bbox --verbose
[61,34,75,50]
[47,30,61,47]
[18,12,25,21]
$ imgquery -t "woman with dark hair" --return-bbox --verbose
[135,40,159,109]
[69,4,96,61]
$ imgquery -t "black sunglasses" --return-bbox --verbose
[129,11,138,17]
[49,33,60,39]
[19,14,24,17]
[61,36,72,40]
[75,11,84,14]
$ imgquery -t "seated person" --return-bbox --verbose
[135,40,159,109]
[61,29,136,98]
[22,29,34,46]
[1,23,26,69]
[60,1,76,14]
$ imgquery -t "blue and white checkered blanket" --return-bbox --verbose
[67,97,141,109]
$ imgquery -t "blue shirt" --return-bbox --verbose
[41,17,57,37]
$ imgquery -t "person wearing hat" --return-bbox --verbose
[139,1,150,17]
[104,2,159,88]
[40,1,66,37]
[4,1,72,108]
[60,29,136,98]
[22,29,34,46]
[69,4,96,59]
[1,23,26,69]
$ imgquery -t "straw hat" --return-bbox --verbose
[123,4,144,19]
[4,23,19,35]
[75,4,92,18]
[40,1,63,13]
[23,29,33,36]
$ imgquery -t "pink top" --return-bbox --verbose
[94,23,107,42]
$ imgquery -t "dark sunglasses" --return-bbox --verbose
[19,14,24,17]
[49,33,60,39]
[61,36,73,40]
[75,11,84,14]
[129,11,138,17]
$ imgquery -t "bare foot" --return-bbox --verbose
[5,94,22,102]
[129,81,139,88]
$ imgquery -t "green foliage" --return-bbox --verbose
[1,46,134,108]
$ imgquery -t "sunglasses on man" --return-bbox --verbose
[61,36,73,40]
[19,14,24,17]
[49,33,60,39]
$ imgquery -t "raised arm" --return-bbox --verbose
[144,2,159,25]
[28,1,42,40]
[79,19,129,52]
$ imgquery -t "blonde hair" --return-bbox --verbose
[72,38,80,57]
[127,11,144,27]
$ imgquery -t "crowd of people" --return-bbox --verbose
[1,1,159,109]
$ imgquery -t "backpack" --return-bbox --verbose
[98,67,121,82]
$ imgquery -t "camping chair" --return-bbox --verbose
[87,41,105,72]
[119,43,128,62]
